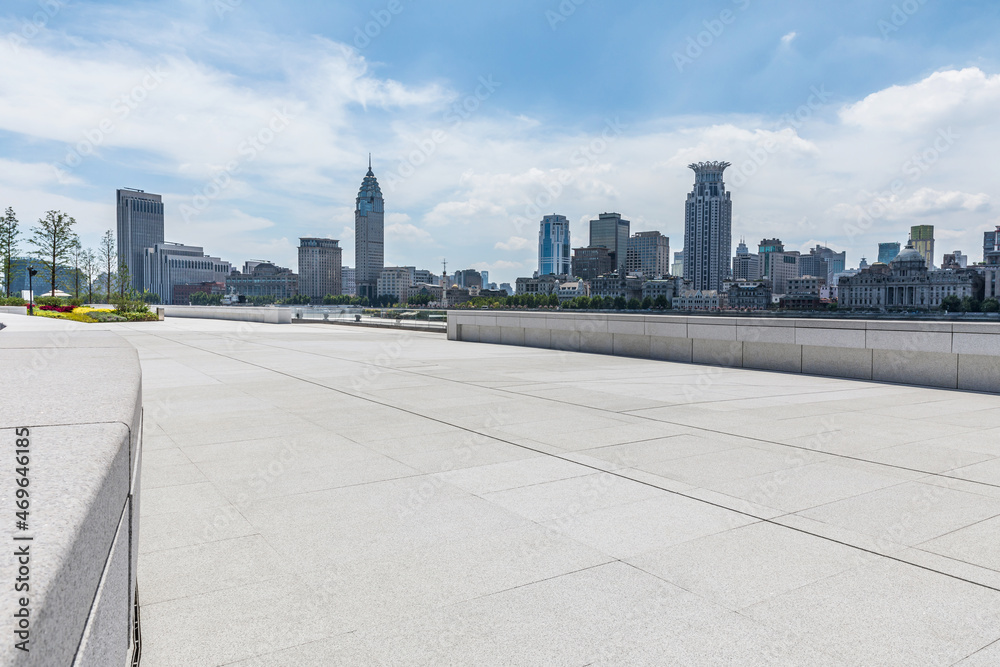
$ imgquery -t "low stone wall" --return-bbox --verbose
[447,311,1000,393]
[161,305,292,324]
[0,314,143,666]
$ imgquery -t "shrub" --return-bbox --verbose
[0,296,26,306]
[36,296,63,307]
[87,312,127,322]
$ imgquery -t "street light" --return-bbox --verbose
[27,267,38,315]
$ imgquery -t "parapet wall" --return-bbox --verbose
[161,305,292,324]
[0,314,143,666]
[447,311,1000,393]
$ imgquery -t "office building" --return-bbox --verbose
[801,245,846,283]
[572,246,615,281]
[142,242,231,304]
[117,188,165,293]
[481,271,489,287]
[226,262,298,299]
[673,290,725,311]
[911,225,935,269]
[342,267,356,296]
[377,266,416,300]
[758,239,784,280]
[671,250,684,278]
[982,227,1000,299]
[515,274,566,296]
[727,282,772,311]
[732,239,760,281]
[878,242,901,265]
[355,159,385,299]
[173,282,226,304]
[839,242,983,310]
[298,238,342,300]
[762,248,801,295]
[787,276,825,296]
[537,214,571,276]
[942,251,968,270]
[414,269,438,286]
[454,269,483,289]
[684,162,733,291]
[626,231,670,278]
[589,212,630,275]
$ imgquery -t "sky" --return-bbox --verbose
[2,0,1000,284]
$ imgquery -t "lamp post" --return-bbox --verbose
[27,266,38,315]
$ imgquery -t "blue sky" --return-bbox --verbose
[2,0,1000,283]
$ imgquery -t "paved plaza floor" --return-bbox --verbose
[118,318,1000,666]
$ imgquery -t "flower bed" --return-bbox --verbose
[29,306,159,323]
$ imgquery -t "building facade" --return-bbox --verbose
[572,246,615,281]
[173,282,226,304]
[684,162,732,291]
[911,225,935,269]
[355,161,384,298]
[226,262,298,299]
[787,276,825,296]
[377,266,416,300]
[626,231,670,278]
[515,274,565,296]
[341,267,356,296]
[454,269,483,289]
[878,242,901,265]
[839,243,983,310]
[298,238,342,300]
[800,245,846,283]
[142,242,231,304]
[117,188,165,294]
[589,212,630,275]
[589,275,644,302]
[726,282,772,311]
[641,279,677,302]
[732,239,760,281]
[671,250,684,278]
[762,250,800,295]
[538,214,571,276]
[673,290,725,311]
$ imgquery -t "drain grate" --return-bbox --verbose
[131,586,142,667]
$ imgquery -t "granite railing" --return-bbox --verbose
[447,311,1000,393]
[0,315,143,666]
[160,305,291,324]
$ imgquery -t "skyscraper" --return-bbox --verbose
[299,238,342,300]
[671,250,684,278]
[589,212,630,275]
[684,162,732,291]
[911,225,935,269]
[732,238,760,281]
[117,188,164,293]
[355,158,384,299]
[625,231,670,278]
[538,214,571,276]
[878,242,901,265]
[758,238,784,279]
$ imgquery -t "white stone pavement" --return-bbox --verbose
[115,318,1000,666]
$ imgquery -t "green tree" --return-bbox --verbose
[626,297,641,310]
[0,207,20,297]
[940,295,961,312]
[983,298,999,313]
[961,296,982,313]
[69,240,84,298]
[100,229,116,299]
[653,295,669,310]
[29,210,79,297]
[640,296,653,310]
[547,293,559,308]
[613,296,626,310]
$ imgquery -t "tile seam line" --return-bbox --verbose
[159,329,1000,491]
[134,329,1000,595]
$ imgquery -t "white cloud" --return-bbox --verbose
[495,236,531,251]
[781,32,797,46]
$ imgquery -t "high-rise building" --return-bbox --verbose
[298,238,342,300]
[538,214,571,276]
[355,159,384,299]
[572,247,615,281]
[481,271,489,287]
[117,188,164,294]
[671,250,684,278]
[342,267,356,296]
[758,239,784,280]
[984,227,1000,299]
[142,242,231,304]
[413,269,438,286]
[589,212,630,275]
[454,269,483,289]
[226,262,298,299]
[626,231,670,278]
[732,239,760,281]
[684,162,732,291]
[377,266,416,300]
[942,251,968,270]
[911,225,935,269]
[801,245,846,283]
[878,242,901,265]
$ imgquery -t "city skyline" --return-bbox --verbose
[2,1,1000,285]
